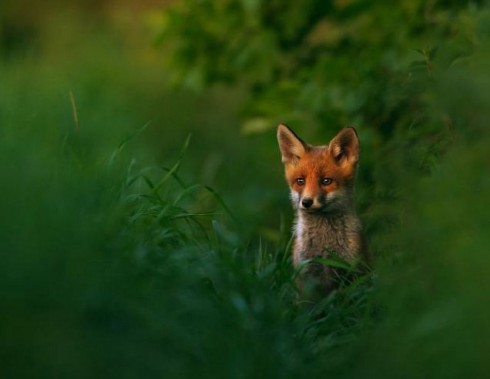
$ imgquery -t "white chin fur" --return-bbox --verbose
[290,190,342,211]
[326,190,338,201]
[290,191,300,207]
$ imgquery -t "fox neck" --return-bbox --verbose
[293,207,361,266]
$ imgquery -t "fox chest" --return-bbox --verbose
[293,214,361,266]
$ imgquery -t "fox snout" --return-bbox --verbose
[301,198,314,209]
[292,192,327,211]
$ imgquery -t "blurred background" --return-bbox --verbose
[1,0,489,377]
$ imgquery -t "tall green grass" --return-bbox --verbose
[4,105,487,377]
[0,118,376,377]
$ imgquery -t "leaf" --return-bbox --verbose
[241,117,272,135]
[314,257,356,271]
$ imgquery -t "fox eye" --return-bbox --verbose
[295,178,305,186]
[321,178,333,186]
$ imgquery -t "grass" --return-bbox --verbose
[0,115,376,377]
[2,85,489,378]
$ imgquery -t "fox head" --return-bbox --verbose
[277,124,360,213]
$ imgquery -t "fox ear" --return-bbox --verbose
[277,124,307,164]
[328,127,360,167]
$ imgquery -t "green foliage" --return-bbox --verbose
[0,114,374,377]
[159,0,482,132]
[158,0,490,250]
[357,130,490,379]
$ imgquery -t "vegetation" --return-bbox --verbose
[1,1,489,377]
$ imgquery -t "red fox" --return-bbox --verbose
[277,124,369,296]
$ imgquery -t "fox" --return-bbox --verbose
[277,124,369,297]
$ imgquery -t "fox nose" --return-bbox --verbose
[301,198,314,209]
